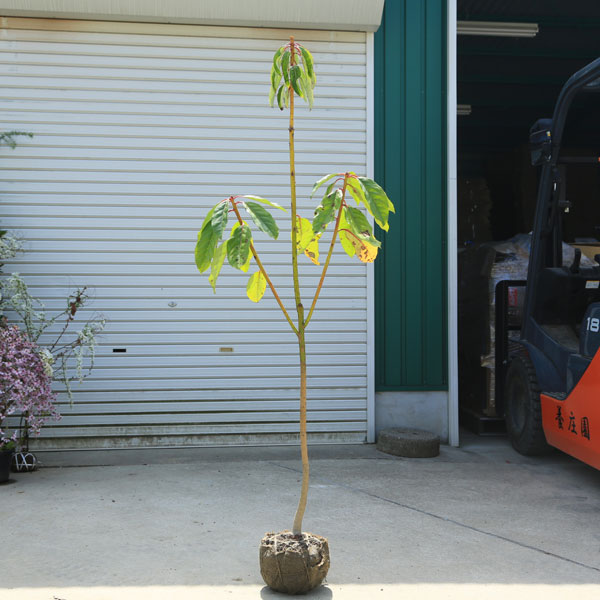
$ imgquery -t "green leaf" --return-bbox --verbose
[240,248,252,273]
[323,180,338,201]
[243,201,279,239]
[282,85,290,108]
[344,205,371,233]
[242,195,286,211]
[270,47,283,99]
[268,83,276,108]
[313,203,336,235]
[272,46,283,73]
[231,220,252,272]
[310,173,339,199]
[344,205,381,247]
[270,67,281,95]
[195,222,218,273]
[300,46,316,86]
[277,85,285,110]
[338,210,357,257]
[324,188,343,211]
[198,205,216,238]
[360,176,394,212]
[346,177,367,207]
[227,223,252,270]
[211,201,229,239]
[299,68,314,109]
[281,50,291,85]
[246,271,267,302]
[209,241,227,293]
[293,215,314,251]
[290,65,303,97]
[312,187,342,235]
[358,177,393,231]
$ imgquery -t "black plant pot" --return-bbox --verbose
[0,450,14,483]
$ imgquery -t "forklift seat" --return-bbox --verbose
[580,302,600,357]
[537,267,600,331]
[563,302,600,392]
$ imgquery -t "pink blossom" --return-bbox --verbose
[0,325,59,449]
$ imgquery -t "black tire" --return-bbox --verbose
[504,353,550,455]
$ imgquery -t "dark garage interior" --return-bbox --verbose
[456,1,600,431]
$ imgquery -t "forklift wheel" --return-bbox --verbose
[504,354,550,456]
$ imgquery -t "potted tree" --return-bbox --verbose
[194,38,394,594]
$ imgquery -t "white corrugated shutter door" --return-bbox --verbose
[0,18,369,449]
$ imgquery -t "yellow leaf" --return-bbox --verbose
[304,237,320,265]
[345,233,378,263]
[339,229,356,258]
[246,271,267,302]
[293,215,314,251]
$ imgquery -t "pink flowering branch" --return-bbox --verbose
[0,325,59,450]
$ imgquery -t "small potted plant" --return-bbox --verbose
[195,38,393,594]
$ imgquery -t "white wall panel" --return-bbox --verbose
[0,18,369,449]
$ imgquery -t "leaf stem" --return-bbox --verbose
[304,173,350,328]
[229,199,298,336]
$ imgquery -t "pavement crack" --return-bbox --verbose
[268,461,600,574]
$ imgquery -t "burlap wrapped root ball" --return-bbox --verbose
[259,531,330,594]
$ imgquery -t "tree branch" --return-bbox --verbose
[229,199,298,336]
[304,173,349,328]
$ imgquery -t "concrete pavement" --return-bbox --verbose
[2,432,600,599]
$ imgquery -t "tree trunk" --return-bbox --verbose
[287,36,310,536]
[292,327,309,535]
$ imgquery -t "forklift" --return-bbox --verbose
[496,57,600,470]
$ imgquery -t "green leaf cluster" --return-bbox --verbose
[193,41,396,309]
[195,196,284,299]
[269,43,316,110]
[310,173,395,263]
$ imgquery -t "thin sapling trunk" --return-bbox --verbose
[288,37,309,537]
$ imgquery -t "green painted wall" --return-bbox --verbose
[375,0,448,391]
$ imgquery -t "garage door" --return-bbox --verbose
[0,18,371,449]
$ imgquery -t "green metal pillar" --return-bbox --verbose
[375,0,448,391]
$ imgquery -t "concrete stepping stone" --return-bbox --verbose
[376,427,440,458]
